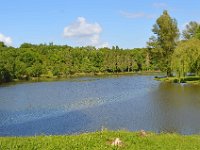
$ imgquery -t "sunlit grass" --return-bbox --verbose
[155,76,200,84]
[1,130,200,150]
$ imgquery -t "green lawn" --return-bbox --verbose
[1,130,200,150]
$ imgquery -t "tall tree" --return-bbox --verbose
[149,10,179,76]
[182,21,200,40]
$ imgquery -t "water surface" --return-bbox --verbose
[1,75,200,136]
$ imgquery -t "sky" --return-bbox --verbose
[0,0,200,48]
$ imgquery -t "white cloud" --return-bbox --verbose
[153,2,167,8]
[63,17,108,47]
[64,17,102,37]
[120,11,155,19]
[0,33,12,46]
[98,42,109,48]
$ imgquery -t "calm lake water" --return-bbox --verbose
[1,74,200,136]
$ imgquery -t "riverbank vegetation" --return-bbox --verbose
[148,11,200,83]
[1,10,200,84]
[0,43,156,84]
[1,130,200,150]
[155,76,200,84]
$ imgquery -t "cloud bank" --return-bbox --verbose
[0,33,12,46]
[64,17,108,47]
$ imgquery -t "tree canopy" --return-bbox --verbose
[148,10,179,76]
[171,38,200,78]
[0,44,153,83]
[182,21,200,40]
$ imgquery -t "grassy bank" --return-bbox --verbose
[155,76,200,84]
[1,71,161,85]
[1,130,200,150]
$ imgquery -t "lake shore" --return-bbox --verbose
[1,71,161,85]
[155,76,200,84]
[1,130,200,150]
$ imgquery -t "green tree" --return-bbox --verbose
[0,42,6,48]
[182,21,200,40]
[171,38,200,79]
[195,26,200,40]
[149,10,179,76]
[0,42,155,83]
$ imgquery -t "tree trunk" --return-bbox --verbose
[167,68,173,77]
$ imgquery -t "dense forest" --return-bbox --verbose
[0,43,154,83]
[1,10,200,83]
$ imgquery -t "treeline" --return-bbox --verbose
[0,43,156,83]
[2,10,199,83]
[147,11,200,78]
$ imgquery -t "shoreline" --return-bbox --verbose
[155,76,200,85]
[1,130,200,149]
[1,71,162,85]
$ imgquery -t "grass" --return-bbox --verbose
[155,76,200,84]
[1,130,200,150]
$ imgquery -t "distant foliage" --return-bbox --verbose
[0,44,153,83]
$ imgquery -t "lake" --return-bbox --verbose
[1,74,200,136]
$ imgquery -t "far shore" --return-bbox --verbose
[155,76,200,84]
[0,71,162,85]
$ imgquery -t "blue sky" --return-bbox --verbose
[0,0,200,48]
